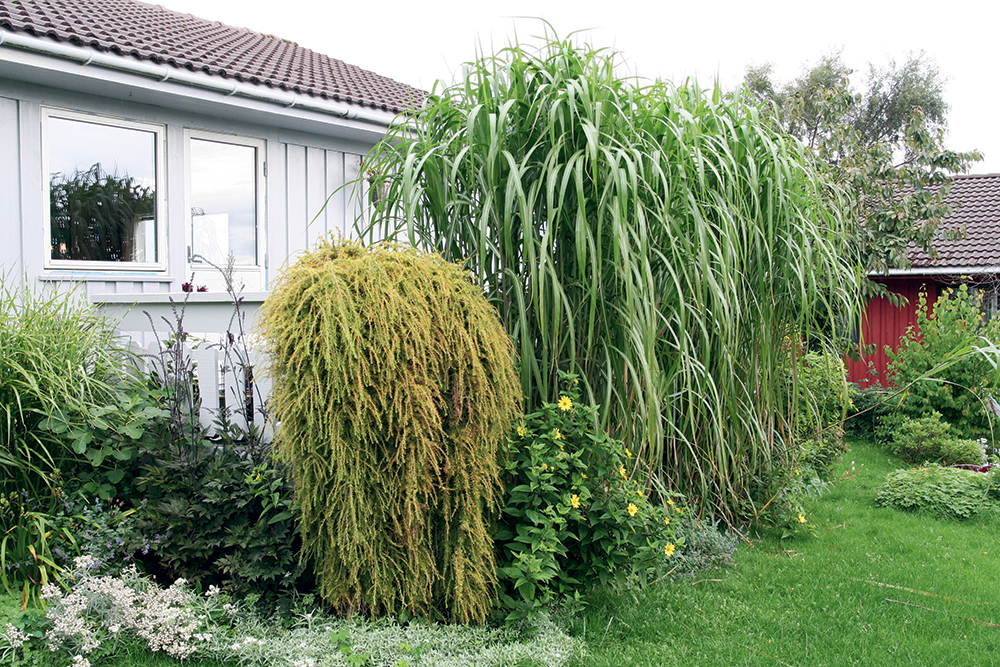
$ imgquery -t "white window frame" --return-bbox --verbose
[42,108,167,272]
[184,129,266,286]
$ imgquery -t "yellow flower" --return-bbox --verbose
[625,447,633,458]
[797,514,806,524]
[619,465,627,478]
[667,499,675,506]
[664,543,676,557]
[516,426,526,437]
[627,503,638,517]
[570,494,581,509]
[542,463,548,469]
[664,516,671,525]
[573,377,579,385]
[558,396,574,411]
[581,473,588,479]
[553,429,563,440]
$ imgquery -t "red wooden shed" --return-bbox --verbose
[845,173,1000,388]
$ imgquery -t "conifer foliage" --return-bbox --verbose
[259,239,520,623]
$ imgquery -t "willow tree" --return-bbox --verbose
[259,240,520,623]
[359,35,864,519]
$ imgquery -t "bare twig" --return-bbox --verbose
[884,599,1000,627]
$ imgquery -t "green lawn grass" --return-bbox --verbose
[7,437,1000,666]
[565,437,1000,666]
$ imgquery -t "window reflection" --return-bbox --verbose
[48,116,158,263]
[190,139,257,266]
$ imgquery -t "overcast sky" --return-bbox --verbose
[158,0,998,173]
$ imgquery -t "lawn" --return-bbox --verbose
[7,437,1000,666]
[565,437,1000,666]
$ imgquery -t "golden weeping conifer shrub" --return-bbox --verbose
[258,239,521,623]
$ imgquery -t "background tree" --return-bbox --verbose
[744,53,981,273]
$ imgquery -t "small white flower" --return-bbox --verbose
[108,624,121,634]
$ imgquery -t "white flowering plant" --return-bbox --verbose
[36,555,234,665]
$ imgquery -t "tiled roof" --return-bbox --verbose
[909,173,1000,269]
[0,0,424,114]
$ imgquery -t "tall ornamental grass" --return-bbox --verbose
[0,279,140,499]
[259,240,521,623]
[360,36,864,518]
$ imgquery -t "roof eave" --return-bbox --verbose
[873,265,1000,278]
[0,28,410,142]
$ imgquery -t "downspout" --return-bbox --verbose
[0,29,409,128]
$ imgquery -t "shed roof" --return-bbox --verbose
[0,0,424,114]
[909,173,1000,270]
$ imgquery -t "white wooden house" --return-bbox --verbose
[0,0,423,427]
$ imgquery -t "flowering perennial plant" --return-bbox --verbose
[496,373,685,620]
[40,556,231,662]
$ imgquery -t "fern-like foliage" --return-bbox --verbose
[259,239,521,624]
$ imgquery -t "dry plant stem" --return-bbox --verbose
[884,599,1000,628]
[855,579,989,605]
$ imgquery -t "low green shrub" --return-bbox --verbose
[669,519,739,579]
[800,427,849,481]
[496,375,683,620]
[875,464,993,519]
[889,412,985,466]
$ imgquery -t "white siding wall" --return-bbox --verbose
[0,96,22,279]
[0,77,376,297]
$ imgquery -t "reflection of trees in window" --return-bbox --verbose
[49,163,155,262]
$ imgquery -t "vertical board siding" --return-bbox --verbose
[345,153,363,240]
[284,144,308,266]
[325,150,346,238]
[845,278,934,387]
[265,140,287,287]
[305,146,327,247]
[0,97,22,277]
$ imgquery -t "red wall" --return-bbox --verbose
[845,277,938,388]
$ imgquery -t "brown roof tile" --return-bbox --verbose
[0,0,425,114]
[910,174,1000,269]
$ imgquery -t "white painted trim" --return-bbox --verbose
[0,29,411,131]
[183,129,266,291]
[91,291,267,304]
[874,266,1000,278]
[41,107,168,272]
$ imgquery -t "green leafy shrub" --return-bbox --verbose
[845,383,891,438]
[886,285,1000,439]
[875,464,993,519]
[119,287,306,599]
[790,349,851,480]
[133,439,305,598]
[496,375,683,620]
[889,412,985,466]
[260,240,522,624]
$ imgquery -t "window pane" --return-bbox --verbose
[190,139,257,266]
[48,116,157,262]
